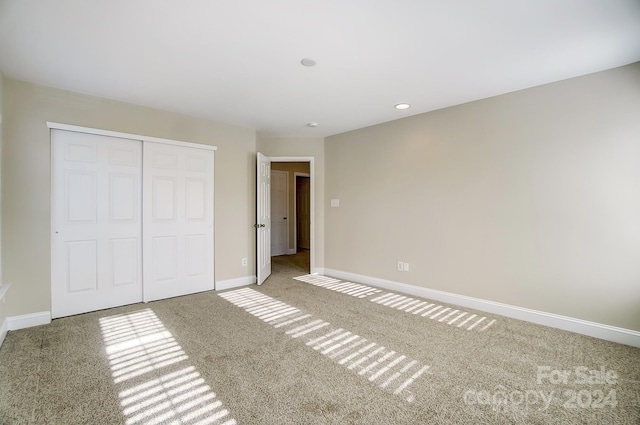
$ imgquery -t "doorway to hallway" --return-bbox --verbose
[268,161,311,274]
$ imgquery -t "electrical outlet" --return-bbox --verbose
[397,261,404,271]
[403,262,409,272]
[242,258,248,266]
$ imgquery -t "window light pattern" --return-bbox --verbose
[293,274,381,298]
[293,274,496,332]
[219,288,430,403]
[100,309,237,425]
[369,293,496,332]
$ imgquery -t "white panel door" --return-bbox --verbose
[51,130,142,318]
[143,143,214,302]
[256,153,271,285]
[271,170,288,256]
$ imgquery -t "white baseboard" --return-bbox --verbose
[323,268,640,348]
[0,319,7,349]
[7,311,52,331]
[216,275,256,291]
[0,283,11,348]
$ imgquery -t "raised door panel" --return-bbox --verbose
[66,240,98,292]
[152,177,177,222]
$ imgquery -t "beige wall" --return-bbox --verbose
[325,63,640,331]
[2,79,256,317]
[0,71,4,286]
[271,162,310,250]
[256,138,324,270]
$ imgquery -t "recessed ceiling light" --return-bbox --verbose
[306,122,319,128]
[395,103,410,110]
[301,58,317,67]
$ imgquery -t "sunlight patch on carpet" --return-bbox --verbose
[219,288,430,403]
[293,274,496,332]
[370,292,497,331]
[100,309,237,425]
[294,274,382,298]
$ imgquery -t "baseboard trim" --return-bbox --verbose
[0,319,7,349]
[7,311,52,331]
[216,275,256,291]
[0,283,11,348]
[323,268,640,348]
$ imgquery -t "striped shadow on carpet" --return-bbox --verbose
[294,274,496,332]
[293,274,382,298]
[219,287,431,403]
[99,309,237,425]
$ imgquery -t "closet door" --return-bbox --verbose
[51,130,143,318]
[143,142,215,302]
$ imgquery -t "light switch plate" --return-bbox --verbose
[331,199,340,207]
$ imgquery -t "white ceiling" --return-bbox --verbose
[1,0,639,138]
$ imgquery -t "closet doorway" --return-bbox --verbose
[50,123,215,318]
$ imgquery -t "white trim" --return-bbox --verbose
[269,157,314,274]
[47,122,217,151]
[0,319,7,349]
[216,276,256,291]
[0,283,10,348]
[323,268,640,348]
[7,311,52,331]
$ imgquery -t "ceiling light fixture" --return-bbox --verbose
[301,58,317,67]
[306,122,319,128]
[395,103,410,110]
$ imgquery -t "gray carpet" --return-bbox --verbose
[1,253,639,424]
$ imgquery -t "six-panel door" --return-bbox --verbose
[51,130,143,318]
[142,142,215,302]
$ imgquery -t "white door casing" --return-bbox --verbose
[271,170,288,257]
[143,142,215,302]
[51,130,143,318]
[256,153,271,285]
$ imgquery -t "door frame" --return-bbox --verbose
[266,157,315,274]
[293,172,310,253]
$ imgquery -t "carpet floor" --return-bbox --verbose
[1,253,639,424]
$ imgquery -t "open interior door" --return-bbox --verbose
[256,153,271,285]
